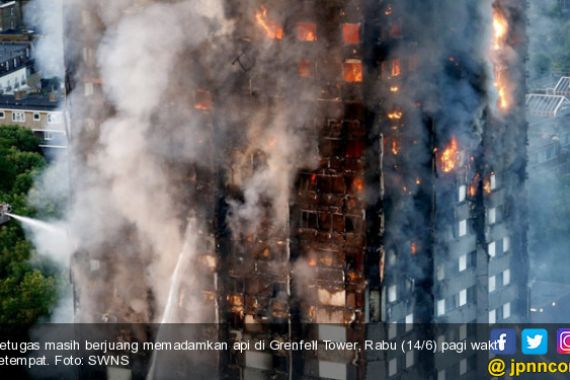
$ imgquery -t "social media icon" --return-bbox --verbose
[557,329,570,354]
[490,329,516,355]
[522,329,547,355]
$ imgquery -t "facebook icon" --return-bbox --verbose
[490,329,517,355]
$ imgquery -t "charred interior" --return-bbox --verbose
[63,0,528,379]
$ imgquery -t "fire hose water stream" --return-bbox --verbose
[5,213,65,235]
[147,223,196,379]
[2,207,75,269]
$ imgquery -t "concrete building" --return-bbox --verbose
[63,1,528,379]
[0,43,31,94]
[0,93,66,151]
[0,1,21,33]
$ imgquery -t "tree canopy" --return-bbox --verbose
[0,126,58,325]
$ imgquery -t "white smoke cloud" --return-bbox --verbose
[24,0,64,78]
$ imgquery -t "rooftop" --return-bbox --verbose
[554,76,570,95]
[0,93,60,111]
[526,93,570,118]
[0,42,28,62]
[0,1,15,9]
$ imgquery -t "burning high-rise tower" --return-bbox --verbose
[60,0,527,379]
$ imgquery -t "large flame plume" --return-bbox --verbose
[492,6,510,112]
[255,5,283,40]
[438,137,459,173]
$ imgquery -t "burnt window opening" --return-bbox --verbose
[323,119,342,138]
[343,59,363,83]
[346,140,364,158]
[319,138,343,158]
[350,176,365,193]
[298,173,317,192]
[296,22,317,41]
[408,55,419,71]
[332,214,345,233]
[344,120,365,138]
[298,59,313,78]
[194,89,212,110]
[391,59,401,77]
[320,83,342,99]
[389,20,402,38]
[300,210,318,229]
[318,212,332,231]
[345,215,363,233]
[318,175,346,194]
[342,23,361,45]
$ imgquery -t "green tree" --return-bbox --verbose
[0,125,58,324]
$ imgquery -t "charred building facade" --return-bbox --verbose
[63,0,527,379]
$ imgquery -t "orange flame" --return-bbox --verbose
[343,60,363,82]
[391,59,401,77]
[492,8,510,111]
[352,177,364,192]
[483,173,494,194]
[494,69,509,111]
[439,137,459,173]
[298,59,313,77]
[297,22,317,42]
[255,6,283,40]
[410,242,417,255]
[391,140,400,155]
[492,8,508,51]
[387,110,403,120]
[469,173,480,197]
[389,85,399,93]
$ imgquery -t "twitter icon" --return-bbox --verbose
[522,329,548,355]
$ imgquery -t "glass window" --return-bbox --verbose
[458,185,466,202]
[405,313,413,331]
[489,276,496,292]
[388,358,397,376]
[488,241,496,258]
[459,324,467,340]
[459,358,467,375]
[459,289,467,306]
[503,269,511,286]
[388,323,397,339]
[489,208,496,225]
[388,285,397,303]
[503,236,510,253]
[406,350,414,368]
[11,111,25,122]
[459,254,467,272]
[490,173,497,190]
[458,220,467,237]
[503,303,511,320]
[436,264,445,280]
[437,299,445,316]
[489,309,496,324]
